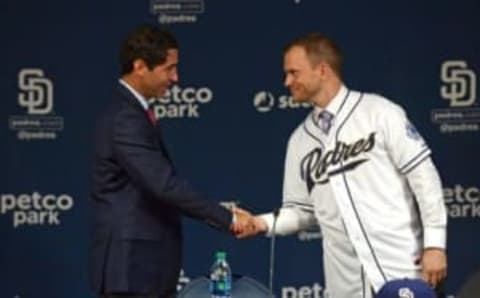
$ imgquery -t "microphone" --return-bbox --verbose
[269,208,281,297]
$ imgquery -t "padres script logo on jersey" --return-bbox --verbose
[300,132,376,192]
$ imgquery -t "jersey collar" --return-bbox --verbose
[313,84,348,122]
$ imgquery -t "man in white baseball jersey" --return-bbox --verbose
[237,33,447,298]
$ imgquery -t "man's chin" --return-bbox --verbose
[156,90,168,98]
[291,96,308,103]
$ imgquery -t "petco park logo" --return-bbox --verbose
[150,0,204,24]
[431,60,480,133]
[152,84,213,118]
[444,184,480,218]
[253,91,310,113]
[282,282,325,298]
[8,68,64,140]
[0,192,74,227]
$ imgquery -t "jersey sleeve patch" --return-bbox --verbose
[406,121,424,142]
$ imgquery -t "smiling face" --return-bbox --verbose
[119,25,180,99]
[142,49,179,98]
[283,45,323,103]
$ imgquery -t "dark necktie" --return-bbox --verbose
[318,110,334,134]
[147,105,156,125]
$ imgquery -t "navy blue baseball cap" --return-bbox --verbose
[376,279,436,298]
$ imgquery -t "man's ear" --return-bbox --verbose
[313,61,327,78]
[132,59,148,76]
[317,61,334,80]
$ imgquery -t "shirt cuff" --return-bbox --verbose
[424,227,447,249]
[259,213,275,236]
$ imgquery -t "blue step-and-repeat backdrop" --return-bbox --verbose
[1,1,479,297]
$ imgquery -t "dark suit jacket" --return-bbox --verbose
[89,83,232,296]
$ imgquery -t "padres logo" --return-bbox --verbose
[398,287,414,298]
[18,68,54,115]
[440,60,477,107]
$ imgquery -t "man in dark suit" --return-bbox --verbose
[89,24,251,298]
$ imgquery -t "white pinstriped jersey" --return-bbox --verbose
[261,85,447,297]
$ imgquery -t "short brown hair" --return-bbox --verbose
[119,24,178,75]
[284,32,343,77]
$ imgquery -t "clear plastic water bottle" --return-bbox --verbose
[209,251,232,298]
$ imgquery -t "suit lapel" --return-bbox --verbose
[116,83,175,165]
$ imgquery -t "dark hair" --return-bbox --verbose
[284,32,343,77]
[119,24,178,75]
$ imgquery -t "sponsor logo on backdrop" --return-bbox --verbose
[444,185,480,218]
[151,84,213,119]
[253,90,311,112]
[282,282,326,298]
[0,192,74,228]
[441,61,476,107]
[150,0,204,24]
[298,225,322,242]
[431,60,479,133]
[282,283,451,298]
[9,68,64,140]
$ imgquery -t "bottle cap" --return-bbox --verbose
[215,251,227,260]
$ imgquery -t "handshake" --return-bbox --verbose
[229,207,268,239]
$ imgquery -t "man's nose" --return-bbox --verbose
[284,75,292,87]
[170,71,178,83]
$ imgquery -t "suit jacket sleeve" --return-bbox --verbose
[111,106,232,232]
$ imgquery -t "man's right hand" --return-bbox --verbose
[229,207,255,235]
[233,209,268,239]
